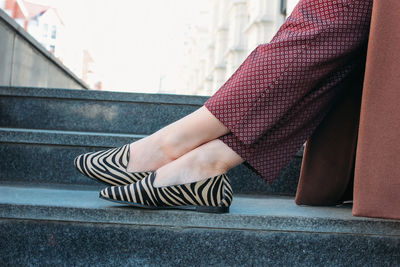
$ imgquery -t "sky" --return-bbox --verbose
[28,0,208,93]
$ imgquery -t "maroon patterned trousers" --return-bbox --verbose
[204,0,373,183]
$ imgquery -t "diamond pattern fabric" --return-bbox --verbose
[204,0,373,183]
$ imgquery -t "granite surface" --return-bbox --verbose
[0,93,204,134]
[1,86,206,136]
[0,128,301,195]
[0,86,208,105]
[1,185,399,235]
[0,87,302,195]
[0,127,145,147]
[1,219,399,267]
[1,185,400,266]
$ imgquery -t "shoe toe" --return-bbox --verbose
[74,154,85,173]
[74,145,151,187]
[99,187,110,199]
[100,186,126,202]
[74,152,101,179]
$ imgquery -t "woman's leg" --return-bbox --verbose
[126,106,230,173]
[203,0,373,184]
[129,0,373,187]
[153,139,244,187]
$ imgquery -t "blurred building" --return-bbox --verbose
[2,0,64,56]
[179,0,299,96]
[0,0,101,89]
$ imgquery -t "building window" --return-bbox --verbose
[43,23,48,37]
[280,0,287,16]
[51,25,57,39]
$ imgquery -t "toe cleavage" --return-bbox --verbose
[74,144,152,186]
[99,172,233,213]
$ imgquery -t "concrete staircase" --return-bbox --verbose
[1,86,399,266]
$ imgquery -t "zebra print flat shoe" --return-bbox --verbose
[99,172,233,213]
[74,144,152,186]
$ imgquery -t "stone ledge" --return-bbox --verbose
[0,87,209,134]
[0,127,145,147]
[2,219,399,266]
[0,128,302,195]
[1,185,399,236]
[0,127,304,156]
[0,86,209,105]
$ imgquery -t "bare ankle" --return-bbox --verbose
[196,140,244,172]
[127,135,175,172]
[155,131,187,160]
[187,148,230,175]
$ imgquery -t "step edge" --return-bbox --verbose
[0,127,304,156]
[0,127,304,158]
[0,87,209,106]
[0,127,147,138]
[0,127,146,147]
[1,202,399,237]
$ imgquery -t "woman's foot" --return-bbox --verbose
[126,134,175,173]
[99,172,233,213]
[126,106,230,173]
[152,139,244,187]
[74,144,152,185]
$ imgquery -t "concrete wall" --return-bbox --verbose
[0,9,88,89]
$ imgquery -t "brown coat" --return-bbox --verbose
[295,0,400,220]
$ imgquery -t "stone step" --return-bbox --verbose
[0,184,399,266]
[0,86,207,134]
[0,127,301,195]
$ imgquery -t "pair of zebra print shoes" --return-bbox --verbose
[74,144,233,213]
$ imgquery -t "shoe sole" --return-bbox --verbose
[99,195,229,214]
